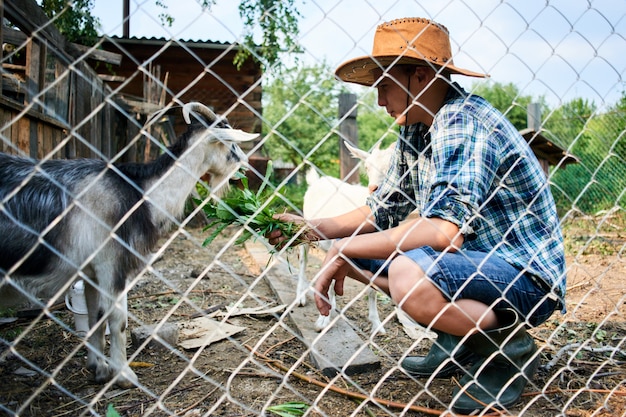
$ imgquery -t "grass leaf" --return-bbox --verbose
[267,401,309,416]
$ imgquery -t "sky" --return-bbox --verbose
[92,0,626,108]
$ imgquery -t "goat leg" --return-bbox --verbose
[367,287,385,336]
[314,285,336,332]
[296,244,310,306]
[84,280,109,382]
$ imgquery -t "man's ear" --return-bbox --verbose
[414,66,434,82]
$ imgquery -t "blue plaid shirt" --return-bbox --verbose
[367,83,566,303]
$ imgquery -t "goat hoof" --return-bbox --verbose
[372,327,387,336]
[314,315,330,332]
[370,321,386,336]
[93,364,112,384]
[114,370,139,389]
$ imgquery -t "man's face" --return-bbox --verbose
[374,67,411,125]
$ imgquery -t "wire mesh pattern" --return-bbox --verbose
[1,1,625,416]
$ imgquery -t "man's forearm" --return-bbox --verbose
[308,205,376,240]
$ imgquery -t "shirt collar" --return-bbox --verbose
[401,82,468,136]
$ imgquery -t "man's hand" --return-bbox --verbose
[266,213,319,248]
[314,242,350,316]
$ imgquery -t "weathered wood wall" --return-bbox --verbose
[99,38,263,136]
[1,0,119,160]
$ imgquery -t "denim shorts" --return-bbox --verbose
[352,246,558,327]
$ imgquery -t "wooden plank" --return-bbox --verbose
[0,108,12,153]
[245,241,381,377]
[72,43,122,66]
[15,112,29,154]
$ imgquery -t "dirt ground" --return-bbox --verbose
[1,216,625,417]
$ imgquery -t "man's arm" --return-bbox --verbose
[331,215,463,261]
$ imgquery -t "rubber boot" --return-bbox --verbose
[451,308,540,414]
[401,330,478,378]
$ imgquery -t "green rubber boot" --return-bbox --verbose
[401,330,478,377]
[451,309,540,414]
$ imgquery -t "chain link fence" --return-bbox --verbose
[1,0,625,416]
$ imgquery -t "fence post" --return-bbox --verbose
[338,92,359,184]
[527,102,541,131]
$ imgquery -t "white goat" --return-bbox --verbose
[298,141,394,335]
[0,102,258,388]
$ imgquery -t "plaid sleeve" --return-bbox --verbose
[421,105,498,236]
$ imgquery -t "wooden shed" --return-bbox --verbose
[521,128,579,174]
[1,0,120,160]
[98,36,262,138]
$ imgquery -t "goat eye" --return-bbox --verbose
[215,118,231,129]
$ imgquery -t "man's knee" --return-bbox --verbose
[388,255,446,320]
[388,255,426,302]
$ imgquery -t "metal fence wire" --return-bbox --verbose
[1,0,625,416]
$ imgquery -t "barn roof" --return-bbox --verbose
[104,35,243,50]
[520,128,579,168]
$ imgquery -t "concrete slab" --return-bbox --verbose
[245,241,380,377]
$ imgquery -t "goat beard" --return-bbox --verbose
[199,171,233,198]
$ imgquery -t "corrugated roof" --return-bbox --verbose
[103,35,241,50]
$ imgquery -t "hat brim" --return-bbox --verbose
[335,55,488,86]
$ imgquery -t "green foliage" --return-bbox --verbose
[470,81,537,130]
[155,0,175,27]
[197,169,306,249]
[235,0,302,70]
[267,401,309,416]
[279,181,306,213]
[0,307,16,318]
[38,0,100,45]
[547,96,626,214]
[262,63,347,176]
[0,308,22,341]
[262,63,399,182]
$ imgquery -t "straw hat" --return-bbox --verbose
[335,17,488,86]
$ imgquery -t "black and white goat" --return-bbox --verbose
[0,102,258,388]
[298,141,394,335]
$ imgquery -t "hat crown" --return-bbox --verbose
[335,17,487,86]
[372,17,453,67]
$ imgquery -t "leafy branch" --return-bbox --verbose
[197,164,307,250]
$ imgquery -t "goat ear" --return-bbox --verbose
[343,140,370,161]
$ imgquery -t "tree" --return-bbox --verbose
[262,64,399,179]
[470,82,536,130]
[38,0,100,45]
[546,96,626,214]
[234,0,301,70]
[262,63,346,175]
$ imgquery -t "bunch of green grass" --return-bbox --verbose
[197,164,306,250]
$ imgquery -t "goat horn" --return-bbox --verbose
[182,102,218,125]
